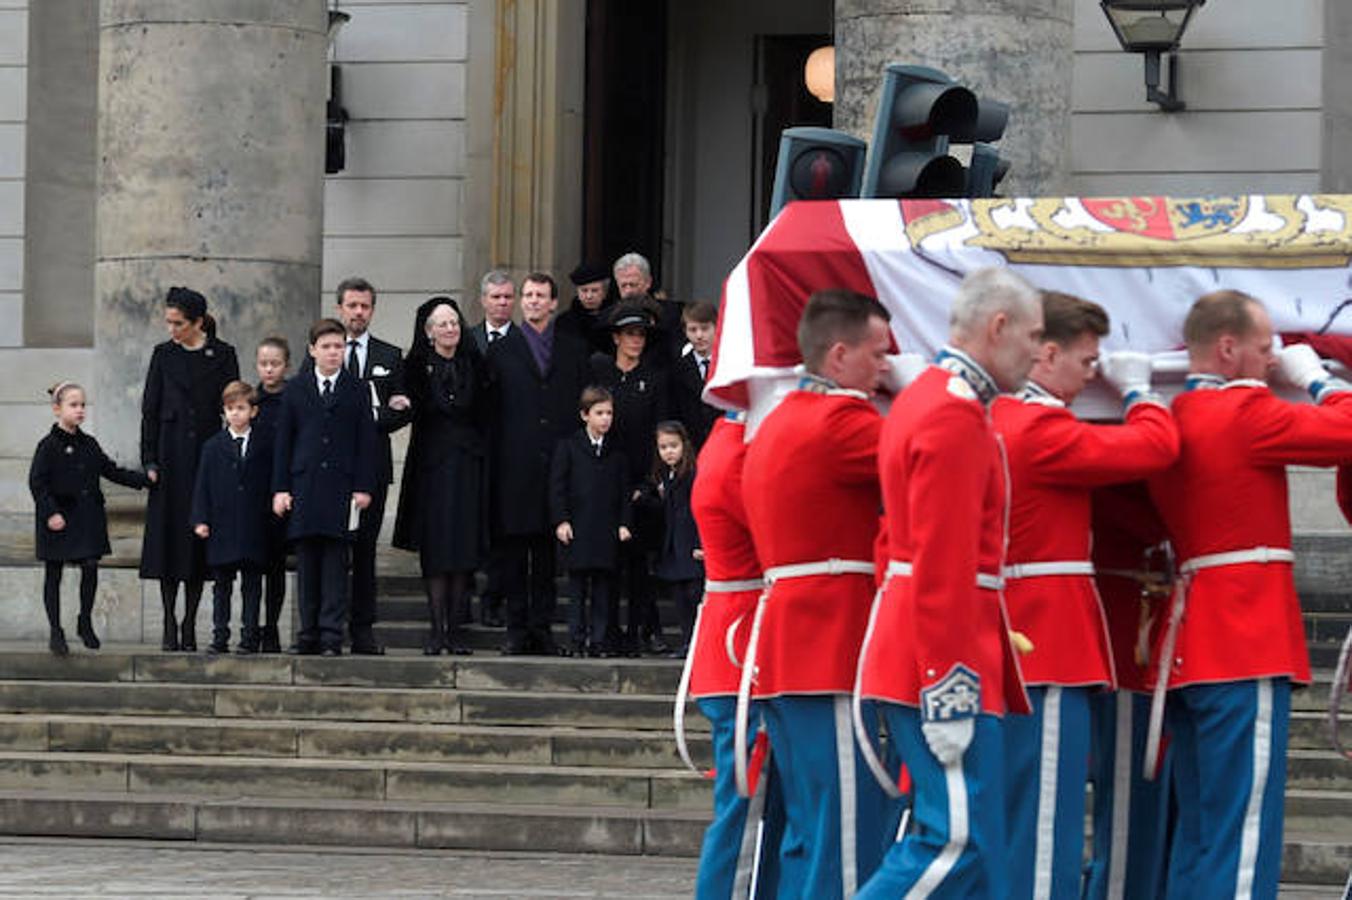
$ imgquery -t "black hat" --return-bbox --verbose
[165,286,207,321]
[570,261,610,286]
[606,301,658,332]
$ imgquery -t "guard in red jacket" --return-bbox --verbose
[991,291,1179,900]
[742,289,904,898]
[1085,482,1175,900]
[681,411,785,898]
[856,267,1043,899]
[1147,290,1352,900]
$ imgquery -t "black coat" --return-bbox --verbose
[300,335,408,485]
[549,430,631,571]
[556,301,615,357]
[644,467,704,582]
[253,384,289,559]
[30,426,149,562]
[588,353,671,489]
[392,350,489,573]
[190,429,273,568]
[139,337,240,580]
[671,351,720,450]
[486,322,592,537]
[272,370,379,540]
[470,321,512,355]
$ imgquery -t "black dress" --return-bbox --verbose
[588,353,671,491]
[139,338,240,581]
[30,426,149,561]
[393,351,488,575]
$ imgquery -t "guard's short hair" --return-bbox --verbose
[797,289,891,372]
[480,269,513,296]
[949,267,1041,339]
[613,252,651,278]
[522,272,558,299]
[308,318,346,345]
[579,385,613,413]
[1183,290,1262,348]
[683,300,718,325]
[335,277,376,306]
[221,380,257,408]
[1040,291,1109,346]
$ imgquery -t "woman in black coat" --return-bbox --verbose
[139,287,240,651]
[393,298,488,655]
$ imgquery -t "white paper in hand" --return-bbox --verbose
[348,497,362,531]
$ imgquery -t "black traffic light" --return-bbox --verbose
[862,64,1010,199]
[769,127,868,218]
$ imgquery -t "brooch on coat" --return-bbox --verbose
[64,445,74,455]
[205,347,215,358]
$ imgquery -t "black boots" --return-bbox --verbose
[424,593,447,656]
[49,627,68,657]
[76,616,100,650]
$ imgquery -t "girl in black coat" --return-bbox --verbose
[30,382,150,655]
[393,298,488,655]
[640,421,703,656]
[253,336,291,652]
[139,287,240,652]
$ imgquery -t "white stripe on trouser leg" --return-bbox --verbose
[734,742,769,899]
[1034,687,1062,899]
[835,696,859,897]
[1236,678,1273,900]
[1107,693,1133,900]
[905,757,969,900]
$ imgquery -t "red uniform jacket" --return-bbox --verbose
[1090,482,1172,694]
[992,393,1179,687]
[688,417,761,698]
[859,364,1029,717]
[743,388,882,696]
[1149,380,1352,688]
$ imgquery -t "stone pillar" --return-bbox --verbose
[834,0,1074,197]
[94,0,328,458]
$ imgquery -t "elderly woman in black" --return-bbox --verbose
[393,297,488,655]
[139,287,239,651]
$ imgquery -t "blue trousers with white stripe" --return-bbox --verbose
[761,695,904,899]
[1003,685,1090,900]
[1084,691,1172,900]
[856,705,1006,900]
[1164,677,1291,900]
[696,697,787,899]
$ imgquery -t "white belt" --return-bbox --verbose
[763,558,874,583]
[1002,560,1095,580]
[1178,546,1293,576]
[886,560,1004,591]
[705,578,765,593]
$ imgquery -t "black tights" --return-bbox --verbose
[43,560,98,631]
[159,577,204,626]
[424,571,471,651]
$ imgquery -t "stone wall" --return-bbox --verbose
[0,0,25,349]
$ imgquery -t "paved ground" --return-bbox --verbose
[0,839,698,898]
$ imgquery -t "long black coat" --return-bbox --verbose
[588,353,671,490]
[190,429,273,568]
[671,351,720,450]
[139,337,240,580]
[253,384,289,560]
[556,301,615,357]
[645,467,703,582]
[30,426,148,561]
[392,350,488,574]
[549,430,631,571]
[486,323,592,537]
[272,370,379,540]
[299,335,408,485]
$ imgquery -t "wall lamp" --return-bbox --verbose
[1100,0,1205,112]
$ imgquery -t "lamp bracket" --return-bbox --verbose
[1144,50,1185,112]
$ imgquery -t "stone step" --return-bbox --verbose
[0,644,683,694]
[0,789,707,855]
[0,680,704,731]
[377,593,684,624]
[372,620,686,652]
[1306,612,1352,644]
[0,713,713,771]
[0,751,711,810]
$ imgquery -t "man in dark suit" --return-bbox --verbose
[273,319,379,656]
[469,270,516,628]
[671,299,721,450]
[612,251,684,367]
[327,276,409,654]
[486,272,591,655]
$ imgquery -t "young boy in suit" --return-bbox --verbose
[672,300,720,450]
[272,319,379,656]
[192,381,273,654]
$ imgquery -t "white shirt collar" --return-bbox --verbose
[348,331,370,350]
[315,367,340,392]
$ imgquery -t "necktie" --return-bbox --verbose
[488,329,501,344]
[322,378,333,402]
[347,340,361,378]
[594,440,602,458]
[234,436,245,459]
[698,356,708,380]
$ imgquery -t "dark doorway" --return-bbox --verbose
[583,1,668,281]
[751,34,833,238]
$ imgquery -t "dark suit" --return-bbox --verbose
[301,334,406,648]
[468,321,512,624]
[273,370,378,652]
[672,351,720,450]
[486,321,591,652]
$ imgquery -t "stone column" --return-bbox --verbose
[94,0,328,458]
[834,0,1074,197]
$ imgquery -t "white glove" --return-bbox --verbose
[880,353,929,395]
[921,718,974,766]
[1099,351,1153,397]
[1277,343,1326,393]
